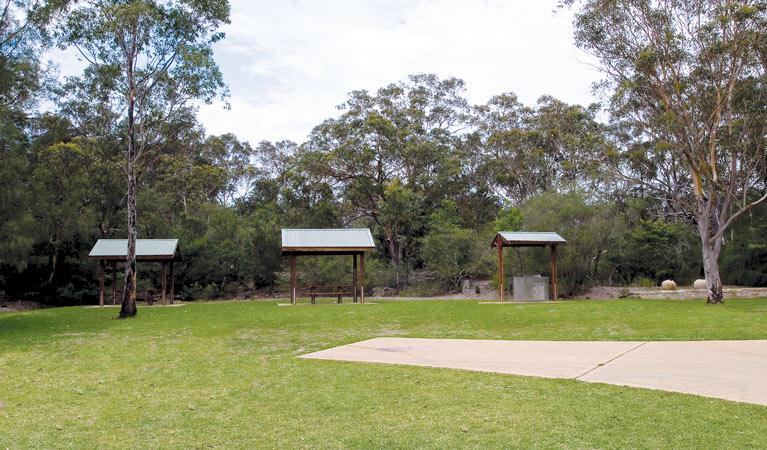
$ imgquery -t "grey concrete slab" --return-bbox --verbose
[578,340,767,405]
[301,337,643,379]
[301,337,767,406]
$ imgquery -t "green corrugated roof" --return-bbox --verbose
[498,232,566,243]
[492,232,567,248]
[281,229,375,249]
[89,239,180,259]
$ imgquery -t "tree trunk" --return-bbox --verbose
[119,88,138,319]
[697,196,724,304]
[701,238,724,304]
[48,251,57,283]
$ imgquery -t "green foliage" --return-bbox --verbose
[428,199,462,230]
[619,219,700,285]
[633,277,654,288]
[0,0,64,274]
[720,204,767,286]
[421,227,494,292]
[519,191,625,296]
[471,93,607,203]
[0,121,39,272]
[494,206,524,232]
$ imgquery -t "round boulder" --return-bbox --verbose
[693,279,707,289]
[661,280,677,290]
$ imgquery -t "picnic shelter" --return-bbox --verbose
[88,239,182,306]
[491,232,567,302]
[281,229,375,305]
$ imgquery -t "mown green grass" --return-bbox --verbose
[1,298,767,449]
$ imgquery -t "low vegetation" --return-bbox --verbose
[2,299,766,449]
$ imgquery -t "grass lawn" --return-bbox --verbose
[2,298,767,449]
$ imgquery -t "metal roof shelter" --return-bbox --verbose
[88,239,182,307]
[490,232,567,302]
[281,229,375,305]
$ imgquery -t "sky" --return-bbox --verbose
[52,0,604,146]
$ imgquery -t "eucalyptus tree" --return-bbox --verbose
[57,0,229,317]
[472,94,606,204]
[56,69,129,240]
[198,134,256,206]
[1,1,40,111]
[29,137,95,284]
[0,0,63,270]
[566,0,767,303]
[298,74,470,289]
[472,93,539,203]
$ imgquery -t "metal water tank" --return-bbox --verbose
[513,276,549,302]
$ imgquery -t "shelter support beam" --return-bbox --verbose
[161,262,167,306]
[353,254,358,303]
[498,244,504,302]
[170,261,175,304]
[551,245,558,301]
[99,260,105,307]
[360,253,365,304]
[290,254,297,306]
[111,261,117,305]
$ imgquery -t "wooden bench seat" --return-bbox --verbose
[300,284,357,304]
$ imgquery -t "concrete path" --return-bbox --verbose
[300,337,767,406]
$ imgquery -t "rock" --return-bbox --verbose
[372,287,397,297]
[693,279,707,289]
[661,280,677,290]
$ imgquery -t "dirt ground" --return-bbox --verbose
[0,300,48,312]
[3,283,765,311]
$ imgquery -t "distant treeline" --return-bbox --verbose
[2,71,764,305]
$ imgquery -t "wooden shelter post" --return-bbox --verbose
[169,261,175,304]
[161,262,167,306]
[290,254,297,306]
[111,261,117,305]
[99,259,105,307]
[497,244,504,302]
[353,254,358,303]
[360,252,365,304]
[550,245,558,301]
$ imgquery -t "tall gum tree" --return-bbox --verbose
[564,0,767,303]
[298,74,470,290]
[57,0,229,317]
[0,0,66,270]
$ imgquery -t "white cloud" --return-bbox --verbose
[51,0,604,145]
[199,0,602,144]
